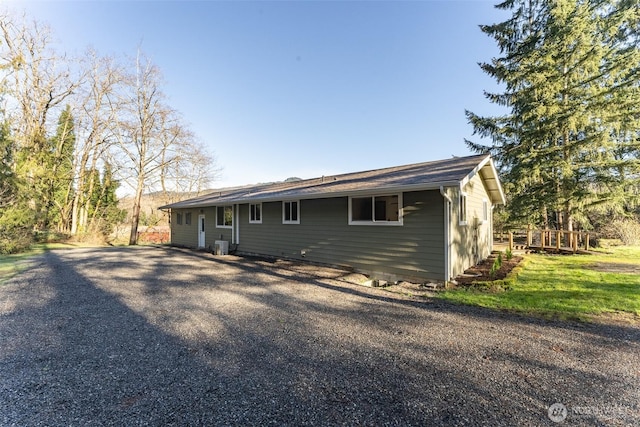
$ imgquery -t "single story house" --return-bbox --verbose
[159,154,505,283]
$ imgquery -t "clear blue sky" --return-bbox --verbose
[15,0,508,189]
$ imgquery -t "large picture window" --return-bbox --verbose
[282,201,300,224]
[216,205,233,228]
[349,194,402,225]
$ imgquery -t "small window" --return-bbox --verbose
[249,203,262,223]
[283,201,300,224]
[185,212,192,225]
[176,213,183,225]
[459,192,468,225]
[349,194,402,225]
[216,206,233,228]
[482,199,489,223]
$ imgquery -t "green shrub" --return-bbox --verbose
[0,229,32,254]
[505,248,513,261]
[489,255,502,278]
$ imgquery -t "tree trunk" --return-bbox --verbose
[128,172,145,245]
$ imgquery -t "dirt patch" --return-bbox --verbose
[587,262,640,274]
[383,281,438,298]
[453,252,524,286]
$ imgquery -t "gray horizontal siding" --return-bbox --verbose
[238,190,444,281]
[450,173,494,278]
[170,209,198,247]
[170,207,232,250]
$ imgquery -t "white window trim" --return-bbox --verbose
[282,200,300,224]
[249,203,262,224]
[348,194,403,226]
[459,192,468,226]
[216,205,233,229]
[481,198,489,224]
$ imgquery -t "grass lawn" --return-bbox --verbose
[439,246,640,322]
[0,249,43,284]
[0,242,102,284]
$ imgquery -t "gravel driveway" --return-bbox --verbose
[1,246,638,426]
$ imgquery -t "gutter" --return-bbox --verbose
[159,180,463,210]
[440,186,452,284]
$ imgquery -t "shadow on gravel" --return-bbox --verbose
[1,246,638,426]
[1,251,231,425]
[172,246,640,347]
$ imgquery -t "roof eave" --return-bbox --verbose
[460,155,506,205]
[159,180,463,209]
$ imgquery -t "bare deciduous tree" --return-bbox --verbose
[0,11,217,243]
[112,52,171,244]
[111,51,217,244]
[70,50,122,235]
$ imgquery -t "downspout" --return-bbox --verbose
[490,205,495,252]
[440,186,452,284]
[231,205,235,244]
[234,204,240,245]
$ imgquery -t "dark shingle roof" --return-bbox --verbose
[159,154,504,209]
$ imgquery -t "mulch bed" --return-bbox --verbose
[453,251,524,286]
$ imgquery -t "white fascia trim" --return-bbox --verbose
[459,156,506,206]
[177,181,463,209]
[460,155,491,189]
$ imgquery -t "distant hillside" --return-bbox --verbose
[120,178,303,227]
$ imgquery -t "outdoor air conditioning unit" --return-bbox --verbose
[214,240,229,255]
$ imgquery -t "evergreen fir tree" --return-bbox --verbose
[0,121,34,253]
[100,163,126,234]
[46,105,76,232]
[86,164,126,236]
[0,121,15,211]
[467,0,640,230]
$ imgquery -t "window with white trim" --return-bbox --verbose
[459,192,467,225]
[482,199,489,223]
[282,201,300,224]
[216,205,233,228]
[185,212,192,225]
[176,212,183,225]
[249,203,262,223]
[349,194,402,225]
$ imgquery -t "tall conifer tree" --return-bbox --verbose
[46,105,76,231]
[0,121,15,210]
[467,0,640,230]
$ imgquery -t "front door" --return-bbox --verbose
[198,214,205,247]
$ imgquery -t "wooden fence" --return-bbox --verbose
[499,229,591,253]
